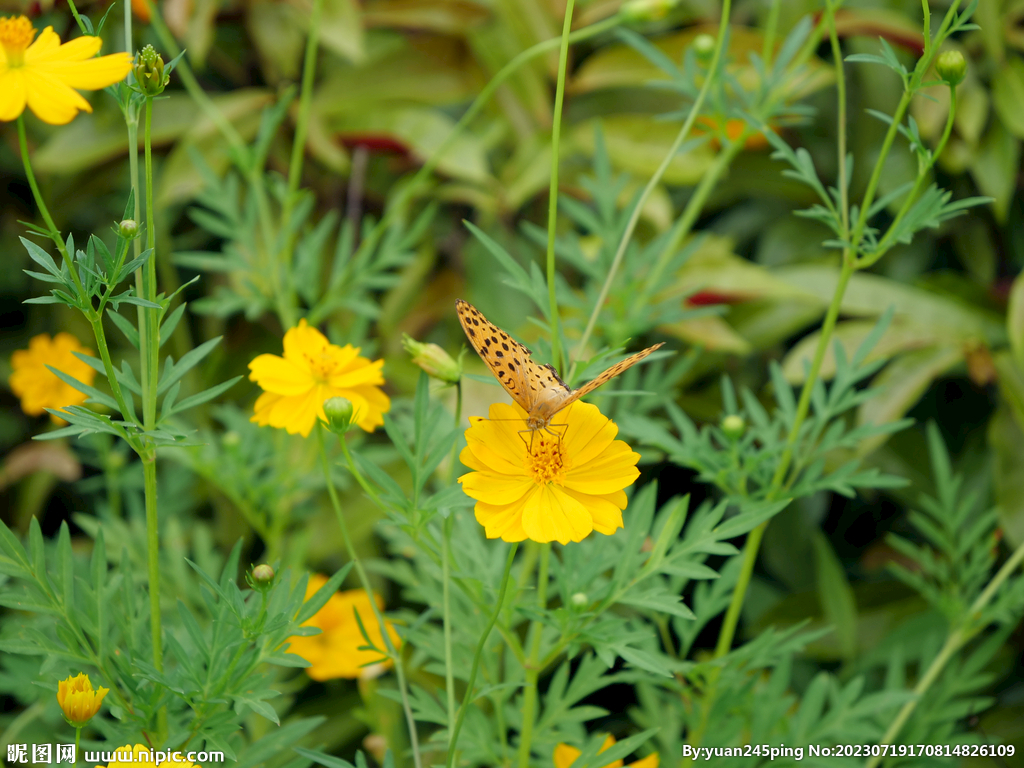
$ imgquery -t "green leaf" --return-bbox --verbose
[811,531,858,661]
[45,365,119,411]
[157,337,223,395]
[619,589,695,620]
[992,57,1024,139]
[162,376,242,419]
[295,564,353,624]
[56,522,74,612]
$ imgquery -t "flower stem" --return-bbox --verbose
[316,426,423,768]
[515,541,550,768]
[74,726,81,764]
[544,0,576,373]
[445,541,519,768]
[66,0,88,34]
[569,0,732,381]
[442,381,462,738]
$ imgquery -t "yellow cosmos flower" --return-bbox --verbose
[56,672,108,726]
[0,15,133,125]
[98,744,199,768]
[248,319,390,438]
[554,735,660,768]
[10,333,97,422]
[458,401,640,545]
[287,574,401,681]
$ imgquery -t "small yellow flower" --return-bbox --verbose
[0,15,133,125]
[97,744,199,768]
[10,333,97,422]
[56,672,108,726]
[287,574,401,681]
[458,401,640,545]
[248,319,390,438]
[554,735,659,768]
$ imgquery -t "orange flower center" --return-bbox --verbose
[0,16,35,67]
[303,350,337,383]
[526,432,569,485]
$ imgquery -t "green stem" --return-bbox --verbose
[859,85,958,268]
[66,0,88,34]
[344,16,621,299]
[143,457,166,739]
[143,96,159,426]
[515,541,550,768]
[825,0,850,239]
[442,381,463,739]
[569,0,732,381]
[445,541,519,768]
[74,726,81,765]
[317,427,423,768]
[543,0,576,373]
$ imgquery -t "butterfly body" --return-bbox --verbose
[455,299,663,434]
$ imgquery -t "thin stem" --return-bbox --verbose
[825,0,850,239]
[761,0,781,68]
[66,0,88,34]
[74,726,81,764]
[445,541,519,768]
[515,541,551,768]
[142,458,166,739]
[569,0,732,381]
[317,426,423,768]
[442,381,463,739]
[544,0,576,373]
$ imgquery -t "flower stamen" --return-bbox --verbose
[526,434,569,485]
[0,16,35,66]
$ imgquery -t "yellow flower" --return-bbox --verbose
[56,672,108,726]
[10,333,97,422]
[458,401,640,545]
[97,744,199,768]
[554,735,659,768]
[287,574,401,681]
[0,15,133,125]
[248,319,390,438]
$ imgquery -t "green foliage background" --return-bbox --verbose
[2,0,1024,766]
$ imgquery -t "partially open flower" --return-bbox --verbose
[458,401,640,545]
[57,672,108,727]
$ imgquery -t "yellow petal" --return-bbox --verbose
[0,69,27,120]
[554,744,582,768]
[28,34,101,64]
[248,353,314,395]
[628,755,660,768]
[473,495,531,542]
[41,51,133,89]
[23,68,91,124]
[24,27,62,58]
[564,442,640,495]
[562,402,618,465]
[283,319,329,360]
[329,358,385,389]
[521,485,592,544]
[460,471,533,505]
[562,488,624,535]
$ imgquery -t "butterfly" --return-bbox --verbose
[455,299,663,437]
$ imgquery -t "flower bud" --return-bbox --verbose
[250,564,275,586]
[222,430,241,447]
[323,396,356,435]
[57,673,108,727]
[936,50,966,87]
[570,592,589,608]
[721,414,746,440]
[620,0,678,22]
[134,45,168,96]
[118,219,138,240]
[402,334,461,383]
[692,34,716,63]
[247,563,275,592]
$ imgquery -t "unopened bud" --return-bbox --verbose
[249,564,275,587]
[692,34,716,63]
[134,45,168,96]
[936,50,966,87]
[118,219,138,239]
[570,592,589,608]
[721,414,745,440]
[323,397,356,435]
[620,0,678,22]
[402,334,461,383]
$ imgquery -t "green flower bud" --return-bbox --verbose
[118,219,138,239]
[936,50,966,87]
[620,0,678,22]
[323,396,356,435]
[692,34,716,63]
[222,430,241,447]
[570,592,589,608]
[250,564,275,586]
[402,334,461,383]
[721,414,746,441]
[134,45,168,96]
